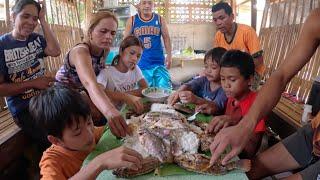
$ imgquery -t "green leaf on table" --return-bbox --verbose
[196,113,212,123]
[154,163,195,176]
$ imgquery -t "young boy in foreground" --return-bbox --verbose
[206,50,266,158]
[29,85,142,179]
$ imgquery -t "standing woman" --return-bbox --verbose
[0,0,61,144]
[56,11,130,137]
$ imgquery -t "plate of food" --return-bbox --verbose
[142,87,172,103]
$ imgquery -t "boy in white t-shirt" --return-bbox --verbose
[97,35,148,113]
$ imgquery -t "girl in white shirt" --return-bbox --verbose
[97,35,148,113]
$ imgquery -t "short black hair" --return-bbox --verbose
[220,50,255,79]
[212,2,233,15]
[204,47,227,65]
[29,84,91,138]
[12,0,41,14]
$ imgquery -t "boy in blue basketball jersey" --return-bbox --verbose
[124,0,172,90]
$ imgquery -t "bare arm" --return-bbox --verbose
[167,84,191,105]
[124,17,133,38]
[104,89,144,114]
[193,96,214,105]
[0,74,54,97]
[127,78,148,97]
[70,46,130,137]
[69,147,142,180]
[69,156,104,180]
[70,47,116,117]
[161,17,172,69]
[38,1,61,57]
[242,9,320,130]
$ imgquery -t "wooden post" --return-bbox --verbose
[164,0,170,23]
[85,0,93,28]
[251,0,257,30]
[4,0,10,26]
[49,0,55,24]
[230,0,237,16]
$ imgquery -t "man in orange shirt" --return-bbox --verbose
[212,2,264,89]
[29,85,142,179]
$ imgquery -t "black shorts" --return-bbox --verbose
[282,124,320,179]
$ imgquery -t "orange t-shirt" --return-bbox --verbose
[39,127,105,180]
[213,23,265,75]
[312,112,320,157]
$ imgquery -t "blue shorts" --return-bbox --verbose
[141,66,172,90]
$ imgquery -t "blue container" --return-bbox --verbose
[105,48,119,65]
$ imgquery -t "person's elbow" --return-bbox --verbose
[271,68,290,85]
[51,48,61,57]
[45,47,61,57]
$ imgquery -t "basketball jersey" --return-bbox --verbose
[131,13,164,70]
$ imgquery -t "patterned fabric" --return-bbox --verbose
[55,43,105,90]
[0,33,47,116]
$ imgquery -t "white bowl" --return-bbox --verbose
[142,87,172,103]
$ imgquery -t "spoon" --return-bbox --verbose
[187,111,200,121]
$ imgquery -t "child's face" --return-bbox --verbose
[120,45,143,70]
[204,57,221,82]
[220,67,251,100]
[60,116,95,152]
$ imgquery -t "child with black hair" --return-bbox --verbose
[206,50,266,158]
[168,47,227,115]
[30,85,142,179]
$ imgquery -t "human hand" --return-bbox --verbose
[38,0,47,23]
[196,103,215,115]
[31,76,55,90]
[178,91,196,104]
[206,115,234,134]
[124,94,144,114]
[209,120,254,165]
[100,146,143,170]
[165,55,172,69]
[107,108,131,137]
[167,91,180,106]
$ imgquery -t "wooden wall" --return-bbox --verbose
[260,0,320,103]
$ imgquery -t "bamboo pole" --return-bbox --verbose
[4,0,10,26]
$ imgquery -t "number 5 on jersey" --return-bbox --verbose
[143,37,151,49]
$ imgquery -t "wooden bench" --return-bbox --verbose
[273,97,303,129]
[0,110,20,145]
[0,109,30,172]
